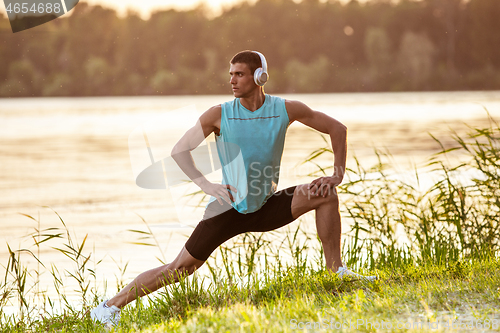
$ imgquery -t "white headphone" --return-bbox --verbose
[252,51,269,86]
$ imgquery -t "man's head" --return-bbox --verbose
[229,51,268,98]
[230,50,262,77]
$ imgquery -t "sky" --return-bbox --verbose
[0,0,253,19]
[80,0,252,18]
[82,0,365,18]
[0,0,364,20]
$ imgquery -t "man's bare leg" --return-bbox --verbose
[291,184,343,271]
[106,246,205,308]
[314,189,343,271]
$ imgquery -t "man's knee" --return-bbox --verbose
[314,189,338,209]
[292,185,339,218]
[307,186,338,206]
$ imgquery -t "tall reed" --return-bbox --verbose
[303,112,500,268]
[0,210,103,330]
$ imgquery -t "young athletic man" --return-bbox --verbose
[91,50,376,326]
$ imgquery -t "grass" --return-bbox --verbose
[1,112,499,332]
[3,252,500,332]
[140,259,500,333]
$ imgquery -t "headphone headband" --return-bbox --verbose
[252,51,269,86]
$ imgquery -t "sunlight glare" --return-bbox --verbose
[82,0,254,18]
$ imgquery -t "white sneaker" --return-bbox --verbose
[91,300,121,327]
[336,267,377,281]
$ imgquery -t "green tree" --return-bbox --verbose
[0,60,38,96]
[364,26,392,89]
[466,0,500,69]
[150,70,179,94]
[85,56,115,95]
[398,31,436,90]
[41,73,73,96]
[0,0,499,96]
[285,56,330,93]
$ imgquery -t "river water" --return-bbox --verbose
[1,91,499,305]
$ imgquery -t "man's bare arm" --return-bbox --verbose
[285,99,347,196]
[171,105,236,204]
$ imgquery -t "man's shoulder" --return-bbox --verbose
[269,97,305,111]
[198,104,222,135]
[205,104,222,114]
[200,104,222,124]
[284,99,313,122]
[283,98,307,108]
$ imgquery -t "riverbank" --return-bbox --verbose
[2,254,499,332]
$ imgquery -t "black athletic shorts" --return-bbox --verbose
[185,186,297,261]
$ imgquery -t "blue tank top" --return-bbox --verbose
[213,95,289,214]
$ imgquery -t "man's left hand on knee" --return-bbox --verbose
[307,176,341,197]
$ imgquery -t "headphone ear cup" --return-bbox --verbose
[252,51,269,86]
[254,68,268,86]
[259,72,268,85]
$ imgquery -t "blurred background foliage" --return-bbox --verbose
[1,0,499,97]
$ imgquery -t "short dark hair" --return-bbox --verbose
[230,50,262,75]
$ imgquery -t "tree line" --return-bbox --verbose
[1,0,499,97]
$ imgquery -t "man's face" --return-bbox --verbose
[229,62,257,98]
